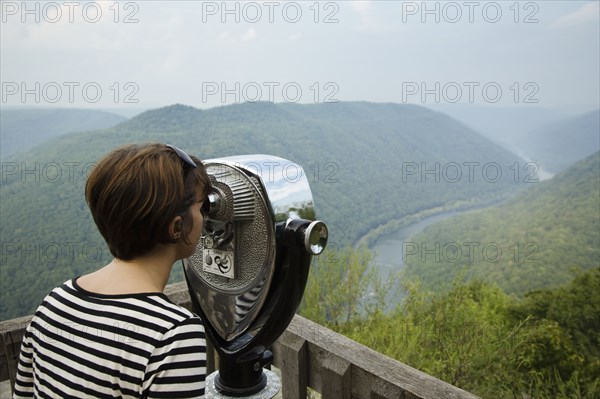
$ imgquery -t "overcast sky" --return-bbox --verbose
[1,1,598,111]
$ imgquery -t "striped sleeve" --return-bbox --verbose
[143,317,207,398]
[13,330,34,398]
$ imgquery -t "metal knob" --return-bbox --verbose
[304,221,328,255]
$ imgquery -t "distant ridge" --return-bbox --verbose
[0,108,127,159]
[428,106,600,174]
[520,109,600,173]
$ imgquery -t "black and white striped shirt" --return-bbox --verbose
[14,279,206,398]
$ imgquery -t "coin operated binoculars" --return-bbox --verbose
[183,155,328,398]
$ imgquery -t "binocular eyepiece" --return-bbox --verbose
[183,155,328,398]
[204,188,327,256]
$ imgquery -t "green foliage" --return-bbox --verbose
[301,246,600,398]
[300,246,399,326]
[1,102,526,320]
[403,151,600,296]
[508,267,600,393]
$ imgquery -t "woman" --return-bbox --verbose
[13,143,211,398]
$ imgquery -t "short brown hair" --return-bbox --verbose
[85,143,211,260]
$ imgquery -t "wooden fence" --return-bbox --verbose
[0,282,479,399]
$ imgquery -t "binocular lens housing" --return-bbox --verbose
[184,155,328,397]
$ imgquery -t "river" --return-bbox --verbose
[369,157,554,280]
[365,206,493,308]
[363,151,555,308]
[369,209,469,278]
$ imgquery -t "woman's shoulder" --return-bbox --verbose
[52,278,202,331]
[145,293,199,323]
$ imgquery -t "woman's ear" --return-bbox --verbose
[168,215,183,240]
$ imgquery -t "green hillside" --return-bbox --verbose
[0,108,127,159]
[403,151,600,295]
[0,101,527,320]
[302,245,600,398]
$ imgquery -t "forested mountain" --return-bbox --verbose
[0,108,127,159]
[0,101,528,320]
[519,109,600,173]
[403,151,600,295]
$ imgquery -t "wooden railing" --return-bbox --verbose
[0,282,480,399]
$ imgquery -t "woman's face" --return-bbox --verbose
[180,198,205,258]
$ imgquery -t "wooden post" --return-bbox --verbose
[275,330,308,399]
[321,353,351,399]
[0,316,31,394]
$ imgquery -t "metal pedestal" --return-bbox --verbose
[205,369,281,399]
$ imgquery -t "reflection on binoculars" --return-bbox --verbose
[206,161,339,185]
